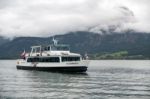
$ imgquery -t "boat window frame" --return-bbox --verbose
[27,57,60,63]
[61,56,80,62]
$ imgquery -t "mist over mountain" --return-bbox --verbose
[0,36,10,46]
[0,31,149,59]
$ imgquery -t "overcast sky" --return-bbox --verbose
[0,0,149,38]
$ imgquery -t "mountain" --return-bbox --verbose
[0,31,150,59]
[0,36,10,46]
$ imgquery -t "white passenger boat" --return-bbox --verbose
[16,38,89,72]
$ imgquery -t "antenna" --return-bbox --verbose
[52,37,58,45]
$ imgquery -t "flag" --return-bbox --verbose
[21,50,26,59]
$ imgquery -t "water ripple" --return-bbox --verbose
[0,60,150,99]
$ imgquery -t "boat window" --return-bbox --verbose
[27,57,39,62]
[40,57,59,62]
[44,46,50,51]
[48,46,50,50]
[36,47,41,52]
[62,57,80,62]
[27,57,60,63]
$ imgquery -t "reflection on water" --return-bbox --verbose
[0,60,150,99]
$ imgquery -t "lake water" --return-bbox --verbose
[0,60,150,99]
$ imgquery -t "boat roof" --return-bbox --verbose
[27,52,81,57]
[31,44,69,48]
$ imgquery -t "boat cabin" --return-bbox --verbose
[27,44,81,63]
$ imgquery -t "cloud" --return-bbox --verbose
[0,0,149,38]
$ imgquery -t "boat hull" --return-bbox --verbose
[16,65,87,72]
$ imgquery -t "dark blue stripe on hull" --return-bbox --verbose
[16,66,87,72]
